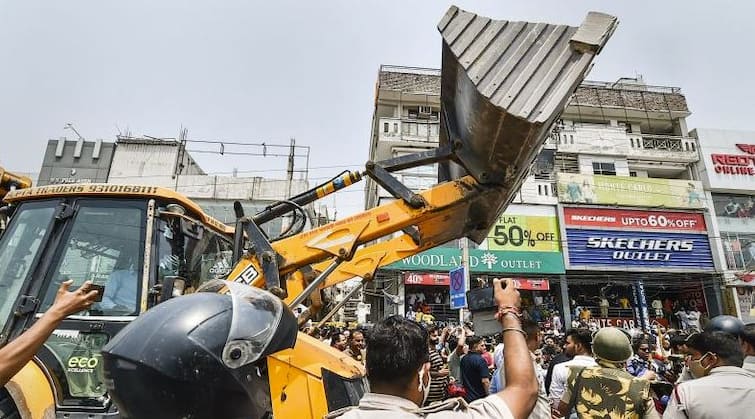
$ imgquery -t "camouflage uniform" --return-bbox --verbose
[561,363,660,419]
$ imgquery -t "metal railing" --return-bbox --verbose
[379,117,440,143]
[580,79,682,94]
[629,134,697,153]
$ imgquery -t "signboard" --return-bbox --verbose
[513,278,550,291]
[487,206,561,252]
[693,128,755,191]
[678,284,709,315]
[449,267,467,309]
[557,173,705,209]
[563,207,714,271]
[387,247,565,274]
[563,207,706,232]
[564,229,714,270]
[403,272,449,286]
[586,317,669,330]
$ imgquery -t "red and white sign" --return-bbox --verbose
[513,278,550,291]
[404,272,450,286]
[563,207,706,232]
[710,143,755,176]
[587,317,669,329]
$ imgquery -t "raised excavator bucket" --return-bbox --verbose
[227,6,619,297]
[436,6,618,241]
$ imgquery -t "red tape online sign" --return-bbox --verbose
[563,207,706,232]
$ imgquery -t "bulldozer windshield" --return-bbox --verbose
[0,201,56,339]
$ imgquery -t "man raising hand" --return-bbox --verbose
[0,280,99,385]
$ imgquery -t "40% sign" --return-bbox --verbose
[491,224,541,247]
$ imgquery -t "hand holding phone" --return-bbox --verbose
[83,283,105,302]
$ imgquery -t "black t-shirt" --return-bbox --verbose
[460,351,490,402]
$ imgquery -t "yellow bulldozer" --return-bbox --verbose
[0,6,616,419]
[0,168,32,233]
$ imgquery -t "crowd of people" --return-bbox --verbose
[326,278,755,419]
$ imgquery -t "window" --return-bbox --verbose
[0,204,55,329]
[383,122,389,133]
[419,105,432,115]
[40,202,146,316]
[592,162,616,176]
[393,123,398,133]
[156,219,234,293]
[629,171,637,177]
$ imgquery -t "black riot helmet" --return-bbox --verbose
[102,281,297,419]
[705,315,745,337]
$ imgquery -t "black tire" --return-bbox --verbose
[0,388,20,419]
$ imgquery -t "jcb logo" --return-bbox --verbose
[68,356,99,369]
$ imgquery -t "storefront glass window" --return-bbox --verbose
[713,193,755,218]
[722,231,755,270]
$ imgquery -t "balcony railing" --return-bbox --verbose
[379,117,439,143]
[629,134,697,153]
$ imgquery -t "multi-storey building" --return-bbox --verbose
[365,66,724,328]
[693,128,755,323]
[553,77,722,329]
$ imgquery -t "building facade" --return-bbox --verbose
[365,66,724,329]
[37,138,115,186]
[693,128,755,323]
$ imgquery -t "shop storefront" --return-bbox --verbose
[693,128,755,320]
[385,204,565,325]
[560,205,717,330]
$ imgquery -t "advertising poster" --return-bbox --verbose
[487,209,561,252]
[563,207,714,272]
[557,173,705,209]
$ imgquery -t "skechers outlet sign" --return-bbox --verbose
[563,207,714,271]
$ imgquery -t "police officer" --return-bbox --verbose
[663,331,755,419]
[557,327,660,418]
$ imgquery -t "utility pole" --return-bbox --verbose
[287,138,295,198]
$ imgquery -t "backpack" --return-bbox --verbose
[567,366,649,419]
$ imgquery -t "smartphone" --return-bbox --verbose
[84,284,105,302]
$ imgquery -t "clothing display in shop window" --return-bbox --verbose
[618,297,630,309]
[599,297,609,318]
[651,299,663,317]
[686,309,701,332]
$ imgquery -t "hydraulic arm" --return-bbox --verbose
[227,7,619,318]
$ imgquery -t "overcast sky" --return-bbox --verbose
[1,0,754,217]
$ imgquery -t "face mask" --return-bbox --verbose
[417,367,431,405]
[688,352,712,378]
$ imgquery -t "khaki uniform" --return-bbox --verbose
[663,366,755,419]
[327,393,514,419]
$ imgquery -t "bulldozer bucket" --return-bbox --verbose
[438,6,617,186]
[433,6,617,242]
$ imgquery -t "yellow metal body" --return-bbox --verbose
[268,333,364,418]
[3,176,502,418]
[5,361,55,419]
[0,167,33,198]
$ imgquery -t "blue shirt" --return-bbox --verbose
[100,269,138,314]
[460,351,490,403]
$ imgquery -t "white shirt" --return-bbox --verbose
[548,355,597,407]
[496,352,550,419]
[686,311,701,332]
[333,393,514,419]
[744,356,755,375]
[663,366,755,419]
